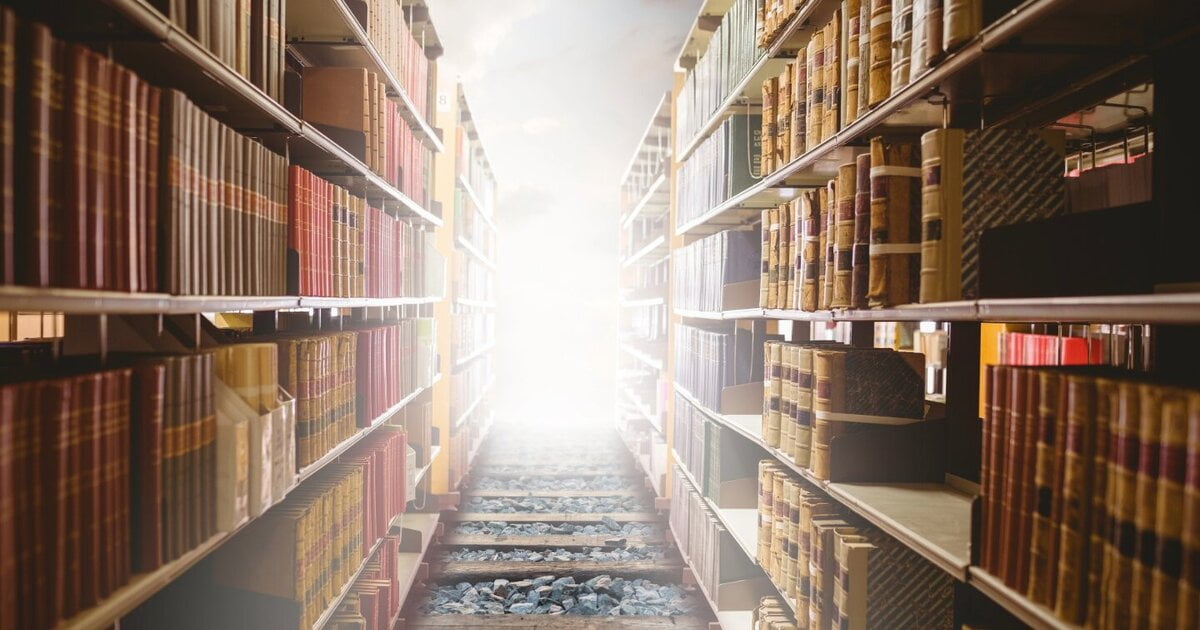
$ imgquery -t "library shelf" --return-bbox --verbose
[455,235,497,271]
[620,386,664,437]
[313,532,392,629]
[668,515,753,629]
[413,444,442,489]
[387,511,444,628]
[616,421,666,499]
[453,341,495,369]
[454,297,496,309]
[456,174,497,229]
[672,383,972,580]
[621,235,669,269]
[621,173,669,229]
[89,0,442,227]
[672,0,1165,237]
[58,371,441,630]
[288,0,445,153]
[968,567,1079,630]
[465,410,496,470]
[453,376,496,430]
[674,292,1200,324]
[621,295,666,308]
[0,287,445,315]
[673,0,734,69]
[673,0,838,164]
[673,455,759,566]
[620,342,665,371]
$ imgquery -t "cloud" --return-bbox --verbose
[520,116,563,135]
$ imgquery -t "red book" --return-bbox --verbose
[1016,367,1042,593]
[39,377,71,623]
[86,53,110,289]
[1001,366,1025,583]
[132,361,165,572]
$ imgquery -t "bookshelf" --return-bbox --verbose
[617,92,673,502]
[642,0,1200,628]
[0,0,488,627]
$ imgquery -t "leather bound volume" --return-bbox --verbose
[942,0,981,52]
[1012,368,1041,592]
[765,341,782,448]
[786,199,800,309]
[1178,392,1200,626]
[1052,374,1097,621]
[131,362,165,573]
[866,136,921,308]
[806,29,824,149]
[0,387,12,630]
[781,202,794,309]
[822,181,835,309]
[762,78,777,175]
[910,0,930,77]
[777,68,791,167]
[16,22,57,287]
[831,162,856,308]
[980,365,997,571]
[868,0,893,107]
[984,365,1009,575]
[792,51,807,160]
[811,348,924,480]
[86,52,110,290]
[1027,369,1065,600]
[1148,388,1188,629]
[780,344,796,457]
[768,206,780,307]
[1131,384,1165,628]
[822,10,841,142]
[922,0,946,67]
[891,0,914,91]
[793,344,820,467]
[918,128,964,303]
[801,189,821,311]
[1085,377,1118,627]
[0,9,13,285]
[1104,381,1140,629]
[857,0,871,115]
[844,0,863,123]
[760,209,771,307]
[850,153,871,309]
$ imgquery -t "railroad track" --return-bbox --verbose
[401,428,715,629]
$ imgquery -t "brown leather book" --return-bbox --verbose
[762,77,778,175]
[998,366,1026,584]
[831,162,856,308]
[0,9,13,285]
[0,386,13,630]
[1131,384,1165,628]
[780,201,794,309]
[1104,380,1141,629]
[923,0,946,67]
[87,52,111,290]
[1013,368,1042,592]
[806,29,824,148]
[942,0,982,52]
[1178,391,1200,627]
[981,364,1001,573]
[868,0,893,107]
[866,136,921,308]
[16,22,58,287]
[850,153,871,309]
[768,206,780,307]
[132,361,166,573]
[1148,388,1188,629]
[822,181,836,309]
[822,10,841,142]
[1085,377,1118,627]
[1052,373,1097,621]
[844,0,863,123]
[791,52,807,161]
[801,189,821,311]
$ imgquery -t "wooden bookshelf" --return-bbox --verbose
[84,0,442,226]
[452,376,496,429]
[620,173,669,229]
[455,235,497,270]
[288,0,445,152]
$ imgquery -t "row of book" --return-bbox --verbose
[672,391,708,490]
[456,189,495,262]
[328,535,403,630]
[980,366,1200,628]
[1066,151,1153,213]
[758,0,984,178]
[210,426,408,630]
[997,331,1106,366]
[669,464,724,599]
[456,125,496,214]
[674,322,765,412]
[752,596,797,630]
[626,256,669,295]
[0,348,300,629]
[447,409,489,491]
[754,129,1064,312]
[764,342,926,480]
[675,114,762,228]
[757,462,955,628]
[452,312,494,362]
[301,67,431,207]
[362,0,431,122]
[454,257,494,304]
[288,165,436,298]
[623,302,667,342]
[675,0,761,150]
[150,0,287,102]
[623,213,668,262]
[757,0,806,47]
[452,354,493,422]
[672,227,759,312]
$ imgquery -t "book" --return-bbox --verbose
[942,0,982,52]
[1178,392,1200,627]
[805,28,824,149]
[822,10,841,143]
[673,228,761,312]
[866,135,921,308]
[675,114,763,230]
[762,76,777,175]
[675,0,762,150]
[850,153,872,309]
[868,0,893,107]
[811,347,925,480]
[891,0,914,91]
[831,162,856,307]
[792,52,807,162]
[918,128,1066,302]
[844,0,863,123]
[800,188,821,311]
[674,323,763,412]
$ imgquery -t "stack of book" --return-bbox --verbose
[673,228,760,312]
[362,0,430,120]
[675,114,762,229]
[675,0,762,147]
[328,537,402,630]
[149,0,287,102]
[758,462,955,628]
[301,67,431,206]
[980,367,1200,628]
[670,465,723,598]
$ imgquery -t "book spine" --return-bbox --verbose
[768,206,780,308]
[760,209,770,307]
[822,12,841,143]
[781,201,794,310]
[850,152,871,309]
[806,30,824,149]
[868,0,893,107]
[918,128,963,303]
[891,0,913,91]
[866,136,921,308]
[1085,377,1118,627]
[792,51,807,161]
[1179,392,1200,627]
[1148,389,1188,629]
[844,0,862,123]
[801,189,821,311]
[1053,374,1097,622]
[942,0,981,52]
[816,185,829,309]
[1104,381,1141,629]
[795,346,815,468]
[1131,383,1164,628]
[831,162,856,307]
[924,0,946,65]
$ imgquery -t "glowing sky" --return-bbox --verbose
[428,0,701,424]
